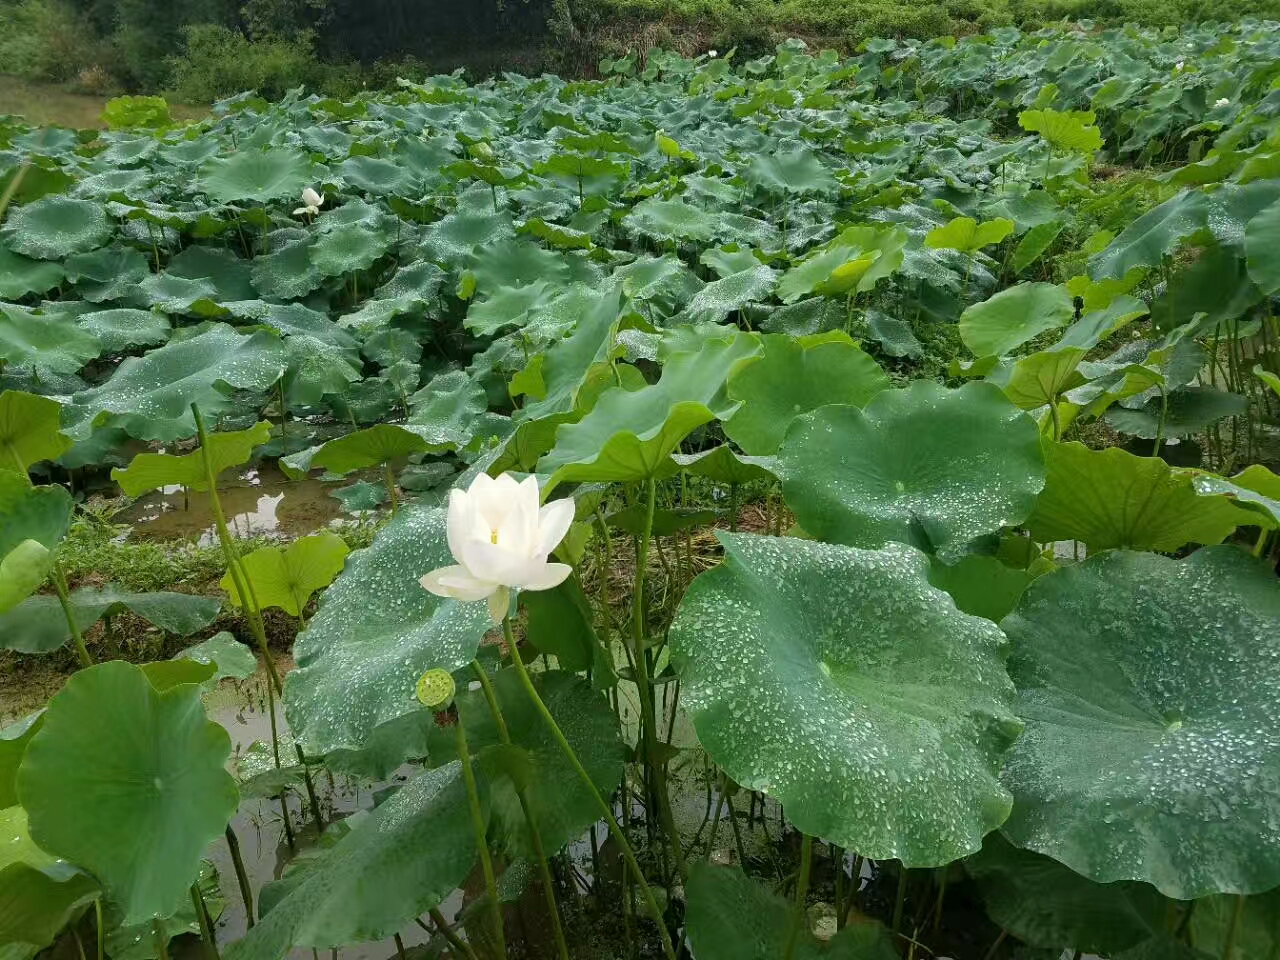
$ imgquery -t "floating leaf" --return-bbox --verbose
[1000,547,1280,898]
[112,421,271,496]
[671,533,1020,864]
[18,661,237,924]
[777,381,1045,562]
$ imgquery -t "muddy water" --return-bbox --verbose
[197,671,453,959]
[118,465,353,545]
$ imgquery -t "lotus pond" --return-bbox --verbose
[3,19,1280,960]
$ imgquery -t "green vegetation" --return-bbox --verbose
[1,19,1280,960]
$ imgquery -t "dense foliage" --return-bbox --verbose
[2,19,1280,960]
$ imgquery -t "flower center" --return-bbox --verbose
[490,528,500,545]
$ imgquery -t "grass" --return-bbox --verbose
[0,74,205,128]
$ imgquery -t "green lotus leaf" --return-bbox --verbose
[174,631,257,682]
[0,391,69,473]
[671,533,1020,864]
[0,303,101,376]
[518,217,593,250]
[250,238,323,300]
[516,286,623,422]
[777,381,1045,562]
[340,154,415,196]
[0,806,99,952]
[104,860,222,960]
[966,833,1163,954]
[340,260,446,331]
[0,584,221,654]
[73,308,169,352]
[927,554,1036,624]
[677,265,777,325]
[69,324,288,442]
[1,196,112,260]
[743,148,838,196]
[427,669,622,858]
[167,246,255,301]
[1027,442,1252,552]
[1002,346,1087,411]
[1018,108,1103,153]
[303,424,433,476]
[406,369,489,449]
[309,223,390,277]
[685,863,899,960]
[1245,198,1280,295]
[539,332,760,486]
[866,312,923,358]
[63,246,150,303]
[329,479,388,513]
[465,238,571,298]
[926,216,1015,253]
[219,532,349,617]
[112,421,270,496]
[523,576,612,678]
[726,332,890,455]
[198,148,316,204]
[1053,295,1148,350]
[465,279,559,336]
[0,474,73,595]
[1011,220,1064,273]
[671,444,777,486]
[1000,547,1280,898]
[1105,386,1247,440]
[223,763,481,958]
[0,539,50,615]
[0,246,63,298]
[18,661,237,924]
[1089,189,1209,281]
[285,504,491,755]
[776,226,907,304]
[1189,888,1280,960]
[960,283,1074,358]
[624,197,718,243]
[1189,463,1280,527]
[614,255,702,319]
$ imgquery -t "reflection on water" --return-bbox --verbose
[119,465,348,545]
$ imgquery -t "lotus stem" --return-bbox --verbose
[721,779,750,870]
[834,846,845,930]
[1221,893,1246,960]
[503,615,678,960]
[191,882,221,960]
[455,707,505,959]
[983,929,1007,960]
[470,662,570,960]
[223,824,254,930]
[384,461,399,513]
[152,920,170,960]
[892,866,909,934]
[52,564,93,668]
[425,909,480,960]
[632,477,689,882]
[393,933,407,960]
[95,898,105,960]
[783,834,813,960]
[192,403,325,830]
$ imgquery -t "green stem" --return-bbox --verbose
[192,404,325,830]
[503,616,677,960]
[152,920,170,960]
[892,867,908,934]
[632,477,688,882]
[455,709,505,959]
[52,564,92,668]
[191,882,221,960]
[1152,384,1169,457]
[95,898,105,960]
[1253,527,1268,559]
[1049,400,1062,442]
[470,662,570,960]
[783,834,813,960]
[722,782,750,870]
[729,482,739,533]
[834,846,845,931]
[384,461,399,513]
[225,829,254,926]
[1221,894,1246,960]
[427,909,480,960]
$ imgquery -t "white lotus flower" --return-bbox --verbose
[1214,97,1231,108]
[293,187,324,217]
[420,472,574,622]
[708,49,718,58]
[1174,60,1184,70]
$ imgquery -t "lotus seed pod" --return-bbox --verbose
[416,668,456,710]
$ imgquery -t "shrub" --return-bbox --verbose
[0,0,109,83]
[165,23,345,102]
